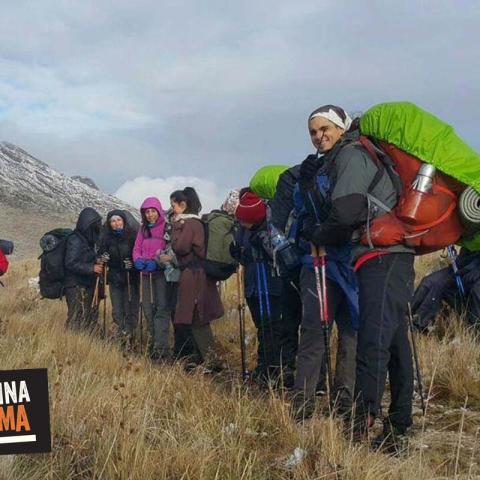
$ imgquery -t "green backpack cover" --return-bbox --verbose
[360,102,480,250]
[250,165,289,200]
[360,102,480,191]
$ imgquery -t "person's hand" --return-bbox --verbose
[299,154,319,188]
[98,252,110,264]
[229,242,242,260]
[134,259,146,271]
[145,260,157,272]
[123,258,133,270]
[93,264,103,274]
[301,216,318,242]
[159,254,172,263]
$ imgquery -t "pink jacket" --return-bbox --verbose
[132,197,166,261]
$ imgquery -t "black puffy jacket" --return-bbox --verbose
[100,210,139,286]
[269,164,301,232]
[64,208,102,288]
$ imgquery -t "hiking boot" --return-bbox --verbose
[372,424,410,455]
[279,367,295,390]
[315,379,327,397]
[291,393,316,422]
[351,415,374,444]
[150,349,171,364]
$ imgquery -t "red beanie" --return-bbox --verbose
[235,192,267,225]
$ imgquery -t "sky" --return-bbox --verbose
[1,0,479,211]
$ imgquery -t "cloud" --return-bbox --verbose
[114,175,227,214]
[1,0,479,198]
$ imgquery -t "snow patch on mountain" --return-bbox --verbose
[0,141,134,216]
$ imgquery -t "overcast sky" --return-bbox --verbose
[1,0,479,211]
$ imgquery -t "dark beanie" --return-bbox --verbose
[235,192,266,225]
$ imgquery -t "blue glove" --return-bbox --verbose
[145,260,157,272]
[134,259,146,271]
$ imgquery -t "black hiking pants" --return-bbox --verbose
[278,278,302,371]
[293,266,357,414]
[354,253,415,433]
[411,267,455,330]
[413,267,480,330]
[246,294,282,379]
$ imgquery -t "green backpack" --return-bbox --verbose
[203,211,238,281]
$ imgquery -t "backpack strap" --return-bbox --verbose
[358,136,385,194]
[358,136,402,199]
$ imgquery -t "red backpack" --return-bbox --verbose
[358,137,466,254]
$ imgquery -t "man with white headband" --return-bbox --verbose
[293,104,415,453]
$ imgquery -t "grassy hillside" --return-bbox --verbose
[0,260,479,479]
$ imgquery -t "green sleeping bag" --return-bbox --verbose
[360,102,480,250]
[250,165,289,200]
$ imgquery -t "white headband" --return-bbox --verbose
[110,215,123,222]
[310,109,352,131]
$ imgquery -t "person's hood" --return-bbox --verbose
[76,207,102,234]
[140,197,165,224]
[106,209,127,231]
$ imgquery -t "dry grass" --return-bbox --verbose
[0,260,479,479]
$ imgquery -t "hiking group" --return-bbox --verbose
[37,101,480,454]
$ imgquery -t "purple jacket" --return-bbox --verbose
[132,197,166,261]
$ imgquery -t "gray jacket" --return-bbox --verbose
[309,134,414,258]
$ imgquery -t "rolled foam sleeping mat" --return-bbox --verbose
[459,187,480,251]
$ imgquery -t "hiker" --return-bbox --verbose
[170,187,225,371]
[299,105,415,448]
[64,207,103,331]
[99,210,139,347]
[288,128,358,418]
[231,191,283,385]
[268,166,303,388]
[155,208,194,361]
[133,197,171,362]
[412,247,480,331]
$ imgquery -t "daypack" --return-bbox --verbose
[358,136,465,254]
[38,228,73,299]
[202,211,238,281]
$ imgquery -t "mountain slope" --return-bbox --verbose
[0,141,136,257]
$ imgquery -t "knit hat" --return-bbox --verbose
[222,188,240,215]
[235,192,266,225]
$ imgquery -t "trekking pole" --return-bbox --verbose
[407,302,426,416]
[447,245,466,299]
[138,274,144,355]
[255,262,269,377]
[149,273,154,306]
[149,273,155,356]
[236,267,248,382]
[260,261,278,379]
[91,274,100,308]
[103,266,108,339]
[312,244,333,409]
[127,271,132,303]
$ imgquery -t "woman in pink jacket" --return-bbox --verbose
[133,197,171,361]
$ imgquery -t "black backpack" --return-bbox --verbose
[38,228,73,299]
